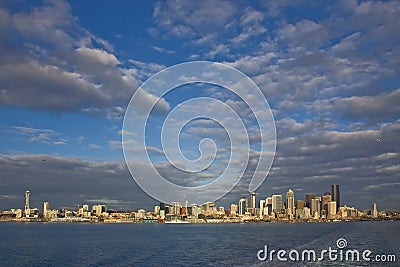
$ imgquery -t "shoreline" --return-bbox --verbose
[0,218,398,224]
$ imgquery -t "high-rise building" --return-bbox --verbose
[259,200,266,216]
[160,202,165,211]
[170,202,181,215]
[43,201,50,218]
[286,189,295,215]
[239,197,248,215]
[265,197,272,216]
[272,195,283,212]
[93,204,107,216]
[331,184,340,211]
[321,192,332,214]
[327,201,337,219]
[311,197,321,218]
[250,192,256,209]
[296,200,305,210]
[305,194,314,208]
[372,202,378,218]
[25,190,31,217]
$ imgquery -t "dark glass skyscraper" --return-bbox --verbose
[331,184,340,210]
[305,194,314,208]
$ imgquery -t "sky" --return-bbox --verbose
[0,0,399,211]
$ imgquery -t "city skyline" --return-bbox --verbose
[0,1,399,212]
[0,184,395,215]
[2,184,396,224]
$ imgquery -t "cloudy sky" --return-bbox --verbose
[0,0,399,211]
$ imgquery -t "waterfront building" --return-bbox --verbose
[154,205,160,215]
[327,201,337,220]
[25,190,30,217]
[159,209,165,219]
[82,204,89,212]
[372,202,378,218]
[303,207,311,219]
[43,201,50,218]
[230,204,238,215]
[92,205,107,216]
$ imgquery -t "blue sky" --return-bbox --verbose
[0,0,399,211]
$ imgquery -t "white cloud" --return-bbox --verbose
[0,1,167,118]
[312,88,400,121]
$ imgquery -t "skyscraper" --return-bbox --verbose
[286,189,295,215]
[43,201,50,218]
[311,197,321,218]
[327,201,337,220]
[259,200,266,216]
[296,200,305,210]
[321,192,332,214]
[25,190,30,217]
[305,194,314,208]
[239,197,248,215]
[272,195,283,213]
[250,192,256,209]
[372,202,378,218]
[331,184,340,210]
[265,197,272,216]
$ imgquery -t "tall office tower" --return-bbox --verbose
[327,201,337,219]
[372,202,378,218]
[321,192,332,214]
[43,201,50,217]
[272,195,283,212]
[160,202,165,211]
[286,189,295,215]
[25,190,31,216]
[185,200,189,214]
[94,205,107,216]
[311,198,321,218]
[331,184,340,211]
[265,197,272,216]
[259,200,266,216]
[305,194,314,208]
[239,197,248,215]
[171,202,181,215]
[296,200,305,210]
[250,192,256,209]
